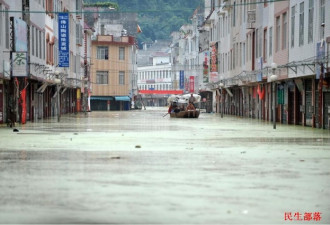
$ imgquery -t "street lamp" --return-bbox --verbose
[270,63,278,129]
[55,70,61,122]
[219,82,224,118]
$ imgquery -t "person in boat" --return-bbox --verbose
[186,103,195,111]
[187,94,196,111]
[168,101,180,113]
[189,93,196,104]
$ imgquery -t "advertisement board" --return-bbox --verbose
[12,52,28,77]
[58,13,70,67]
[189,76,194,93]
[203,52,209,83]
[179,70,184,89]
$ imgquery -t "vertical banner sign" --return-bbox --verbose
[179,70,184,89]
[203,52,209,83]
[189,76,195,93]
[58,13,69,67]
[210,44,218,82]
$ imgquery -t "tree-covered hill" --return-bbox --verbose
[85,0,204,45]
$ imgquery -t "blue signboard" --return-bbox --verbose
[58,13,69,67]
[179,70,184,89]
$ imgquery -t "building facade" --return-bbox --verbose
[171,0,330,129]
[0,0,87,124]
[90,34,135,111]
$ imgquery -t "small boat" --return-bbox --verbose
[167,94,201,119]
[170,110,200,118]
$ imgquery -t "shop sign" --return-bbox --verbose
[189,76,194,93]
[58,13,70,67]
[180,70,184,89]
[12,52,27,77]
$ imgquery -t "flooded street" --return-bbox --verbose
[0,107,330,224]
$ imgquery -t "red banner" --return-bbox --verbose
[189,76,194,93]
[20,88,27,124]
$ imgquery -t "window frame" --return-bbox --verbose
[291,6,295,48]
[308,0,314,43]
[119,71,125,85]
[299,2,304,46]
[97,46,109,60]
[96,71,109,84]
[119,47,125,60]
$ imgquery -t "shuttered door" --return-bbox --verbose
[297,89,303,125]
[305,79,313,126]
[315,80,320,128]
[324,92,330,129]
[288,85,295,124]
[281,84,287,124]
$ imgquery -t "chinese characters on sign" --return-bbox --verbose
[179,70,184,90]
[203,52,209,83]
[210,44,218,82]
[284,212,322,221]
[58,13,69,67]
[12,52,27,77]
[189,76,194,93]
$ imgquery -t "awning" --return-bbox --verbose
[138,90,184,95]
[90,96,113,101]
[115,96,130,101]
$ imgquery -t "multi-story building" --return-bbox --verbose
[0,0,87,124]
[137,40,182,107]
[90,34,135,111]
[0,0,22,124]
[137,52,174,107]
[172,0,329,129]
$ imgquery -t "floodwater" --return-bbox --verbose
[0,107,330,224]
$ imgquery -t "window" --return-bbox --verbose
[243,42,246,65]
[31,27,35,56]
[36,29,39,58]
[233,1,236,27]
[269,27,273,56]
[320,0,325,39]
[54,40,58,65]
[291,6,295,48]
[97,46,108,60]
[263,29,267,62]
[299,2,304,46]
[119,71,125,85]
[5,8,9,49]
[96,71,108,84]
[46,0,54,18]
[119,47,125,60]
[308,0,314,43]
[282,12,287,49]
[276,16,280,52]
[43,32,45,60]
[39,30,42,58]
